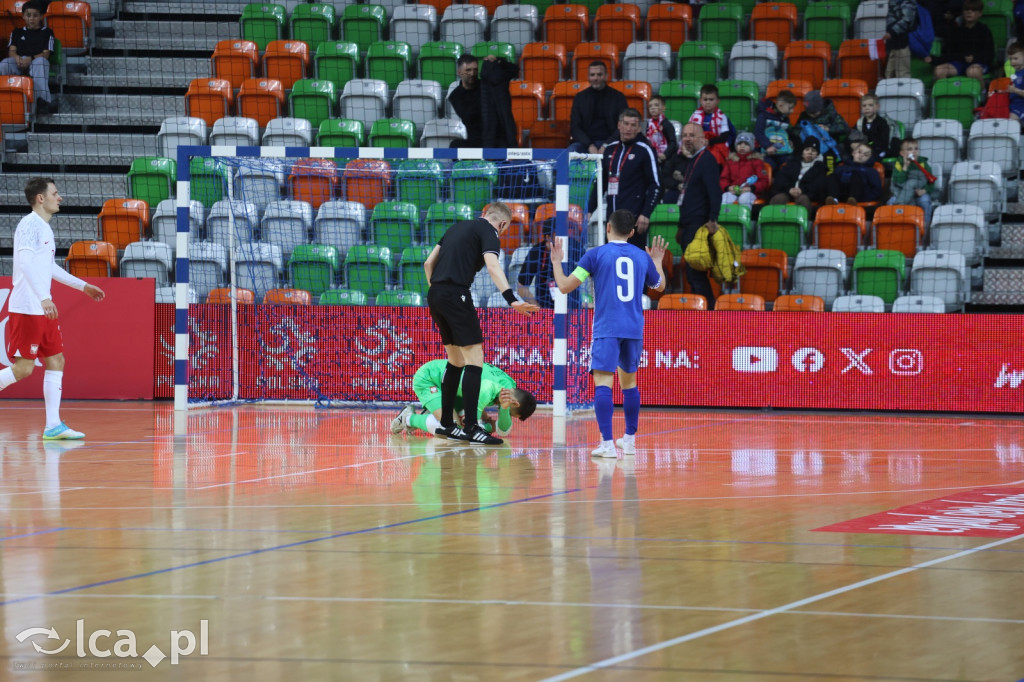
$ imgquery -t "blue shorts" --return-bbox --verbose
[590,337,643,374]
[948,60,989,75]
[1011,99,1024,120]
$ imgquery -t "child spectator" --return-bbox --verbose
[797,90,850,147]
[826,142,883,206]
[689,84,736,165]
[1005,42,1024,125]
[929,0,995,89]
[719,132,769,207]
[888,137,937,225]
[884,0,918,79]
[855,94,896,163]
[754,89,797,168]
[768,137,829,213]
[0,0,56,114]
[645,95,678,165]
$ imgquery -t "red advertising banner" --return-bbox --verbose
[0,276,155,399]
[813,487,1024,537]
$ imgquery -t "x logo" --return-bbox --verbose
[841,348,873,375]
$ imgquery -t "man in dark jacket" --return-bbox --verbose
[448,53,519,148]
[569,62,628,154]
[675,122,722,308]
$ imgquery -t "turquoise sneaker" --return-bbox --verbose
[42,422,85,440]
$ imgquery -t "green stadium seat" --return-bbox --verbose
[698,3,742,54]
[127,156,176,209]
[451,160,498,213]
[659,80,703,124]
[317,118,364,147]
[757,203,808,257]
[289,3,336,53]
[418,41,462,89]
[289,78,337,129]
[368,118,416,148]
[931,77,982,130]
[853,249,905,304]
[366,41,413,92]
[980,0,1013,53]
[344,244,393,298]
[395,160,444,213]
[240,2,286,51]
[375,289,424,306]
[648,204,682,258]
[471,41,516,63]
[677,42,724,90]
[718,204,753,248]
[398,245,433,297]
[318,288,368,305]
[189,157,229,209]
[370,201,420,253]
[716,79,759,131]
[424,202,473,244]
[288,243,340,297]
[803,3,851,52]
[314,42,361,92]
[341,4,386,53]
[569,159,597,214]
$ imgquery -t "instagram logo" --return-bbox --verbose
[889,349,923,376]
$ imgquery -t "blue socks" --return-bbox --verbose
[622,387,640,436]
[594,385,614,441]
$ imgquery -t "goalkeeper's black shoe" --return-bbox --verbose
[463,425,503,445]
[434,423,467,440]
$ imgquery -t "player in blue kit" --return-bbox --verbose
[549,209,668,458]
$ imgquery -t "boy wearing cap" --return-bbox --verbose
[768,137,829,214]
[797,90,850,144]
[719,132,770,207]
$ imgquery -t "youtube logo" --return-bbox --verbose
[732,347,778,373]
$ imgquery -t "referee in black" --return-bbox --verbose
[424,202,539,445]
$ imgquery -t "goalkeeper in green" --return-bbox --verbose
[391,359,537,437]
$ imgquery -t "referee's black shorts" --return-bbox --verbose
[427,283,484,347]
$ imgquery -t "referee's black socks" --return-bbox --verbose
[460,365,483,430]
[440,363,463,428]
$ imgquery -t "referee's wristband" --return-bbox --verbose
[502,288,518,305]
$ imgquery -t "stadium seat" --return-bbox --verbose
[398,245,433,297]
[609,80,652,117]
[368,118,416,148]
[188,241,229,299]
[717,204,752,248]
[261,116,313,147]
[418,41,462,89]
[288,158,338,211]
[791,248,847,308]
[891,294,945,313]
[757,203,808,257]
[832,293,885,312]
[370,201,419,253]
[206,287,255,304]
[521,42,567,92]
[820,78,868,127]
[783,41,830,90]
[949,161,1004,222]
[528,119,571,148]
[340,78,389,131]
[120,241,172,287]
[236,78,284,128]
[677,41,724,85]
[206,199,258,249]
[261,199,313,260]
[594,3,640,53]
[803,2,850,51]
[420,117,467,147]
[289,3,335,53]
[930,204,987,266]
[441,4,488,48]
[968,118,1020,190]
[263,40,309,90]
[151,199,204,253]
[341,4,386,53]
[343,159,391,211]
[773,294,824,311]
[451,160,497,213]
[909,249,968,312]
[344,244,392,298]
[424,202,473,243]
[313,200,367,259]
[657,293,708,310]
[624,41,672,93]
[66,240,117,277]
[729,40,779,95]
[767,79,813,122]
[189,157,230,208]
[490,201,531,253]
[366,41,413,93]
[45,0,90,55]
[211,39,259,89]
[813,203,865,257]
[698,3,742,54]
[235,241,284,300]
[314,41,361,92]
[394,79,443,137]
[127,156,175,209]
[738,248,788,303]
[543,4,589,54]
[931,77,982,130]
[645,3,692,52]
[852,249,905,305]
[317,118,363,147]
[492,4,539,56]
[234,160,287,213]
[649,203,681,257]
[572,42,618,80]
[836,40,882,90]
[288,243,340,297]
[980,0,1013,50]
[715,293,765,310]
[750,2,797,50]
[210,116,258,147]
[287,79,336,129]
[875,78,926,131]
[97,198,149,251]
[395,159,444,213]
[318,288,368,305]
[715,79,758,130]
[473,41,518,64]
[659,80,702,123]
[375,289,424,306]
[872,204,924,258]
[185,78,232,127]
[263,287,312,305]
[508,80,545,133]
[0,74,32,127]
[912,118,963,179]
[240,2,285,51]
[533,202,584,237]
[154,286,197,304]
[549,80,585,123]
[853,0,887,39]
[392,4,438,58]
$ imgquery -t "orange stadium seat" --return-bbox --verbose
[212,39,260,89]
[813,204,866,257]
[989,77,1011,96]
[773,294,825,311]
[533,203,584,237]
[98,198,149,251]
[543,4,588,54]
[645,3,692,52]
[237,78,284,128]
[715,293,765,310]
[288,158,339,210]
[473,0,503,15]
[521,42,567,92]
[206,287,255,304]
[342,159,391,210]
[766,79,812,122]
[529,120,571,148]
[0,0,26,45]
[738,249,789,303]
[609,80,651,116]
[657,293,708,310]
[66,240,117,277]
[872,204,925,258]
[185,78,233,127]
[263,288,313,304]
[837,40,883,90]
[820,78,868,127]
[593,4,640,53]
[573,42,619,80]
[509,80,546,133]
[0,75,32,125]
[783,41,831,89]
[489,201,530,253]
[417,0,452,15]
[750,2,797,50]
[550,80,586,122]
[263,40,310,90]
[45,0,91,54]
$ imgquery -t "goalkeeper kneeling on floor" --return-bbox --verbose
[391,359,537,437]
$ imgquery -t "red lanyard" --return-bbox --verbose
[682,147,707,187]
[609,143,634,178]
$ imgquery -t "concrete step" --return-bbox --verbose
[122,0,250,16]
[969,291,1024,306]
[0,173,124,210]
[5,132,157,168]
[100,19,239,52]
[982,267,1024,292]
[42,94,182,128]
[998,223,1024,247]
[0,214,98,250]
[67,57,208,89]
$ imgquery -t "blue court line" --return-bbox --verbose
[0,528,65,542]
[0,488,581,607]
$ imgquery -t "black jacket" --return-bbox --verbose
[771,157,829,203]
[570,85,628,149]
[448,57,519,147]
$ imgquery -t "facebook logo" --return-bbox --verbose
[732,347,778,373]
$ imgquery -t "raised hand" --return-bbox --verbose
[647,235,668,263]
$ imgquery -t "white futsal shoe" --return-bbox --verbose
[390,405,414,434]
[615,435,636,455]
[591,440,618,458]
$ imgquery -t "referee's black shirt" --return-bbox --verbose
[429,218,501,289]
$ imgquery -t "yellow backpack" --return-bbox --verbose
[683,224,745,284]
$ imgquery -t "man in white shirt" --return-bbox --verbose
[1,177,105,439]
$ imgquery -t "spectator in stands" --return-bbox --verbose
[927,0,995,88]
[447,53,519,148]
[889,137,937,224]
[768,137,829,213]
[589,108,660,249]
[0,0,57,115]
[797,90,850,148]
[884,0,918,79]
[569,61,628,154]
[645,95,678,165]
[689,84,736,165]
[516,219,584,309]
[719,131,769,208]
[826,142,883,206]
[1006,42,1024,125]
[855,94,897,164]
[754,89,796,168]
[675,122,722,308]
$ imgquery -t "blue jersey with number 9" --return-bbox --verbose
[573,240,661,340]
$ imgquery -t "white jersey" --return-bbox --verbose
[11,211,86,315]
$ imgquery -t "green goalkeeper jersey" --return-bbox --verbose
[415,359,516,419]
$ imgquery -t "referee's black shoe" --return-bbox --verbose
[463,425,503,445]
[434,423,467,440]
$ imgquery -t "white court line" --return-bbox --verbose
[191,452,430,490]
[540,532,1024,681]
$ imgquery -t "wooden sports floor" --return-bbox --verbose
[1,399,1023,681]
